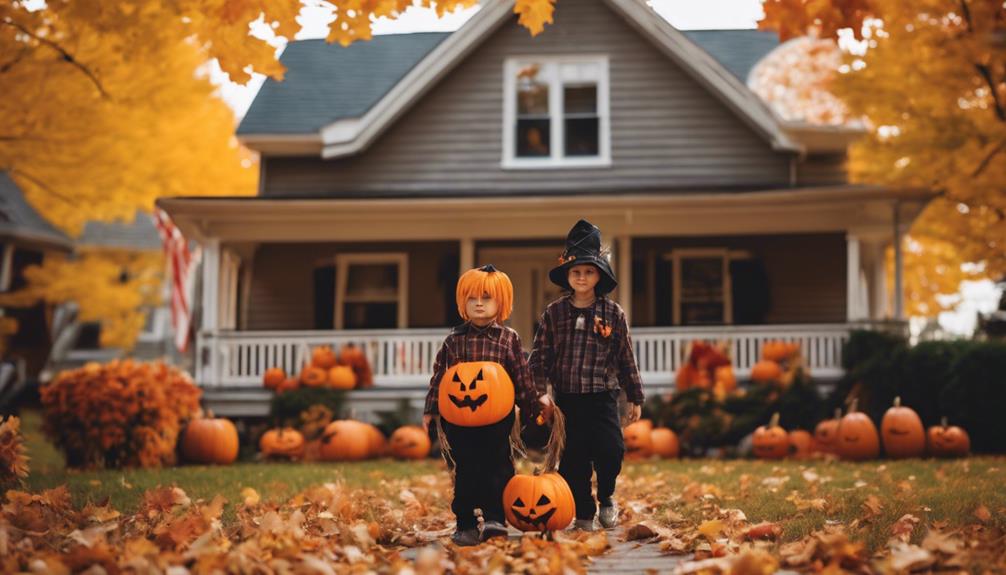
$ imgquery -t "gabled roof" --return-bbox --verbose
[239,0,799,156]
[0,172,73,252]
[681,29,780,83]
[78,211,162,251]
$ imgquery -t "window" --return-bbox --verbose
[666,249,752,326]
[335,253,408,330]
[503,56,610,168]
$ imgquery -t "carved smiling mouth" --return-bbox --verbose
[511,507,557,527]
[888,429,910,436]
[844,436,860,442]
[448,394,488,411]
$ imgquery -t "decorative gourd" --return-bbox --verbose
[276,377,300,394]
[881,396,925,458]
[263,367,286,390]
[181,416,239,465]
[752,413,788,459]
[503,471,575,532]
[389,426,431,459]
[623,420,653,460]
[438,361,515,427]
[813,409,842,454]
[259,427,305,459]
[650,427,680,459]
[788,429,814,459]
[327,365,357,390]
[311,346,337,369]
[363,423,385,457]
[300,366,328,388]
[319,420,371,461]
[927,417,970,458]
[836,399,880,461]
[750,360,783,383]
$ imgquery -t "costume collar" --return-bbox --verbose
[451,320,503,336]
[565,294,600,316]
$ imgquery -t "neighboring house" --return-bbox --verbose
[158,0,932,417]
[0,171,74,404]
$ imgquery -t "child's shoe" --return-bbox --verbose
[451,529,479,546]
[479,520,508,541]
[599,504,619,529]
[573,518,596,531]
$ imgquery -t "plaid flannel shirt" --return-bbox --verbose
[425,322,544,416]
[529,296,645,404]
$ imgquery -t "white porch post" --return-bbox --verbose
[459,237,475,274]
[893,202,905,320]
[202,238,221,332]
[865,239,889,320]
[846,233,863,321]
[616,235,632,324]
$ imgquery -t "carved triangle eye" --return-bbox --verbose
[512,497,525,508]
[452,371,466,391]
[536,494,551,506]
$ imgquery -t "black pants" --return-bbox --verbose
[441,410,515,530]
[556,390,625,520]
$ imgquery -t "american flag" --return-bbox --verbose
[152,208,200,353]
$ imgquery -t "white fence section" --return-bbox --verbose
[197,323,868,389]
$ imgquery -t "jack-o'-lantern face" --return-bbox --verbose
[752,413,788,459]
[389,425,431,460]
[813,409,842,454]
[927,418,970,458]
[438,361,514,427]
[259,427,305,459]
[836,402,880,461]
[503,472,574,532]
[623,420,653,460]
[881,397,925,458]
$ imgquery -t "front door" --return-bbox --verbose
[479,247,565,343]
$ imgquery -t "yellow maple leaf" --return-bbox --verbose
[514,0,556,37]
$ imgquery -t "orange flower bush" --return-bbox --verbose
[40,360,202,468]
[0,416,29,487]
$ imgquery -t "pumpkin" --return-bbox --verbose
[363,423,385,457]
[263,367,286,390]
[713,365,736,393]
[327,365,357,390]
[438,361,515,427]
[259,427,305,459]
[623,420,653,460]
[752,413,789,459]
[813,409,842,454]
[311,346,337,369]
[389,426,431,459]
[503,471,575,532]
[319,420,371,461]
[750,360,783,383]
[927,417,970,458]
[836,400,880,461]
[675,364,709,391]
[300,366,328,388]
[881,396,925,459]
[650,427,680,459]
[788,430,815,459]
[339,345,374,388]
[181,417,239,465]
[762,341,799,362]
[276,377,300,394]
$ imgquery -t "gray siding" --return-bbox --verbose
[797,154,848,186]
[263,0,791,196]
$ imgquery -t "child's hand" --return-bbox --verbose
[624,403,642,426]
[537,395,555,425]
[422,414,433,433]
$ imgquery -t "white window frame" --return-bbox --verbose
[665,249,752,326]
[334,253,408,330]
[502,55,611,169]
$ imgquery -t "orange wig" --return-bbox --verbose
[456,264,514,322]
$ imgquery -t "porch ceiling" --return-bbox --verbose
[157,185,932,244]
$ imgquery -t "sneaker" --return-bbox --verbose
[573,518,596,531]
[451,529,479,547]
[599,505,619,529]
[479,520,508,541]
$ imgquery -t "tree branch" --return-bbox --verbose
[972,140,1006,177]
[6,167,77,206]
[1,18,109,99]
[0,46,28,74]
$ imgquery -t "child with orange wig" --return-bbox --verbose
[424,264,553,546]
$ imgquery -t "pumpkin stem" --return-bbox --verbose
[769,412,780,428]
[532,467,543,477]
[894,396,901,408]
[941,416,948,428]
[833,408,842,419]
[848,399,859,414]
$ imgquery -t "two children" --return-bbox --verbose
[424,220,643,545]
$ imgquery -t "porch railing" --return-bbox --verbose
[197,323,887,389]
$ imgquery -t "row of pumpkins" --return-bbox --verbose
[262,345,373,393]
[675,339,806,396]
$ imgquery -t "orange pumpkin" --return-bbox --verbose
[259,427,305,459]
[363,423,385,457]
[300,366,328,388]
[503,471,575,532]
[814,409,842,454]
[389,426,431,460]
[762,341,799,362]
[263,367,286,390]
[181,417,239,465]
[927,417,970,458]
[713,365,736,393]
[438,361,515,427]
[650,427,680,459]
[752,413,788,459]
[311,346,337,369]
[276,377,300,394]
[339,345,374,388]
[623,420,653,460]
[327,365,357,390]
[319,420,371,461]
[750,360,783,383]
[788,430,815,459]
[836,400,880,461]
[881,396,925,459]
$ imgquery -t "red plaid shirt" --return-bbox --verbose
[529,296,645,404]
[425,322,544,416]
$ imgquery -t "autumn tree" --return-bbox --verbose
[760,0,1006,317]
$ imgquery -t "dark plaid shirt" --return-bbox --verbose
[425,322,544,416]
[529,296,645,404]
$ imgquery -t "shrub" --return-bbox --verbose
[40,360,202,468]
[829,330,908,424]
[0,415,29,487]
[269,387,346,428]
[940,342,1006,453]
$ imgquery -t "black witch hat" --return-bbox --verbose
[548,219,617,295]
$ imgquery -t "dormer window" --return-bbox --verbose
[503,56,610,169]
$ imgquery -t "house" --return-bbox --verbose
[157,0,932,417]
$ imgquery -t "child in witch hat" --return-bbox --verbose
[423,264,554,546]
[529,219,644,531]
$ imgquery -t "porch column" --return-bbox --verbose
[862,239,889,320]
[616,235,632,324]
[0,244,13,292]
[893,202,905,320]
[459,237,475,274]
[846,234,864,321]
[201,238,220,332]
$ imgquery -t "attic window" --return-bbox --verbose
[503,56,610,169]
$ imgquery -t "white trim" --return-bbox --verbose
[237,134,323,156]
[846,234,862,321]
[502,55,612,169]
[334,252,408,329]
[219,249,241,330]
[667,248,734,326]
[201,239,220,332]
